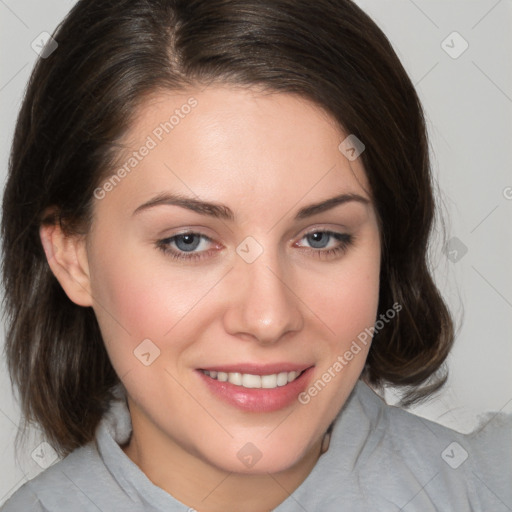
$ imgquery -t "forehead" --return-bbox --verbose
[96,85,372,220]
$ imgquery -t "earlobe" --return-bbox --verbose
[39,223,93,307]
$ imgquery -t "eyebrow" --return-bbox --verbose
[132,192,370,220]
[295,193,370,219]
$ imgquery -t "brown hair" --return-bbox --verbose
[2,0,453,456]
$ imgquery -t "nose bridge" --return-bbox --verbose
[224,243,303,343]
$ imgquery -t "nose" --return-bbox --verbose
[222,251,304,345]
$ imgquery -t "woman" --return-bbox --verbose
[1,0,510,511]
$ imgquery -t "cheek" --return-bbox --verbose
[303,244,381,352]
[86,238,173,368]
[87,240,226,372]
[333,267,380,341]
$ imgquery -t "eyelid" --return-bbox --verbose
[156,225,217,239]
[292,223,350,241]
[298,228,347,239]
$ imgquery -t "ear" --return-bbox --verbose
[39,222,93,307]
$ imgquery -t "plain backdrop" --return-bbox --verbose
[1,0,511,505]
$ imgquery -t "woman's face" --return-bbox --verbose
[84,85,381,474]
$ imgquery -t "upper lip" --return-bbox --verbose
[199,363,313,375]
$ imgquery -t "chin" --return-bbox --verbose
[201,432,319,476]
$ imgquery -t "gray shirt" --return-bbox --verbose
[2,381,511,511]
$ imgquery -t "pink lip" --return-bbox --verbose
[197,365,315,413]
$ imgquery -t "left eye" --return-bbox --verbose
[158,233,213,255]
[298,231,350,250]
[303,231,332,249]
[172,233,208,252]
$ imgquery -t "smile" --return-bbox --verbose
[197,364,314,412]
[200,369,303,389]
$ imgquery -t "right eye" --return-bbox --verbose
[156,232,220,261]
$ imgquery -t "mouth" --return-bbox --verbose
[197,364,314,412]
[199,369,304,389]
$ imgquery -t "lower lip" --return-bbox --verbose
[197,368,314,413]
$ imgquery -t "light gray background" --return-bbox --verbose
[1,0,511,505]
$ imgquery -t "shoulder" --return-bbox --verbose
[1,441,126,512]
[354,380,512,457]
[352,381,469,446]
[1,443,97,511]
[1,484,45,512]
[351,382,472,472]
[465,410,512,506]
[348,381,512,510]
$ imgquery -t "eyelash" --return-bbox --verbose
[156,232,219,262]
[295,231,354,260]
[156,229,355,262]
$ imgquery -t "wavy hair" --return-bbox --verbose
[2,0,453,456]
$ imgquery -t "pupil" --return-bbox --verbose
[307,232,329,249]
[176,234,200,251]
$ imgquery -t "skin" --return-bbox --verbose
[41,85,381,512]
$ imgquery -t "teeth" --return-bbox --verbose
[229,372,243,386]
[276,372,288,386]
[242,373,261,388]
[202,370,301,389]
[261,374,277,389]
